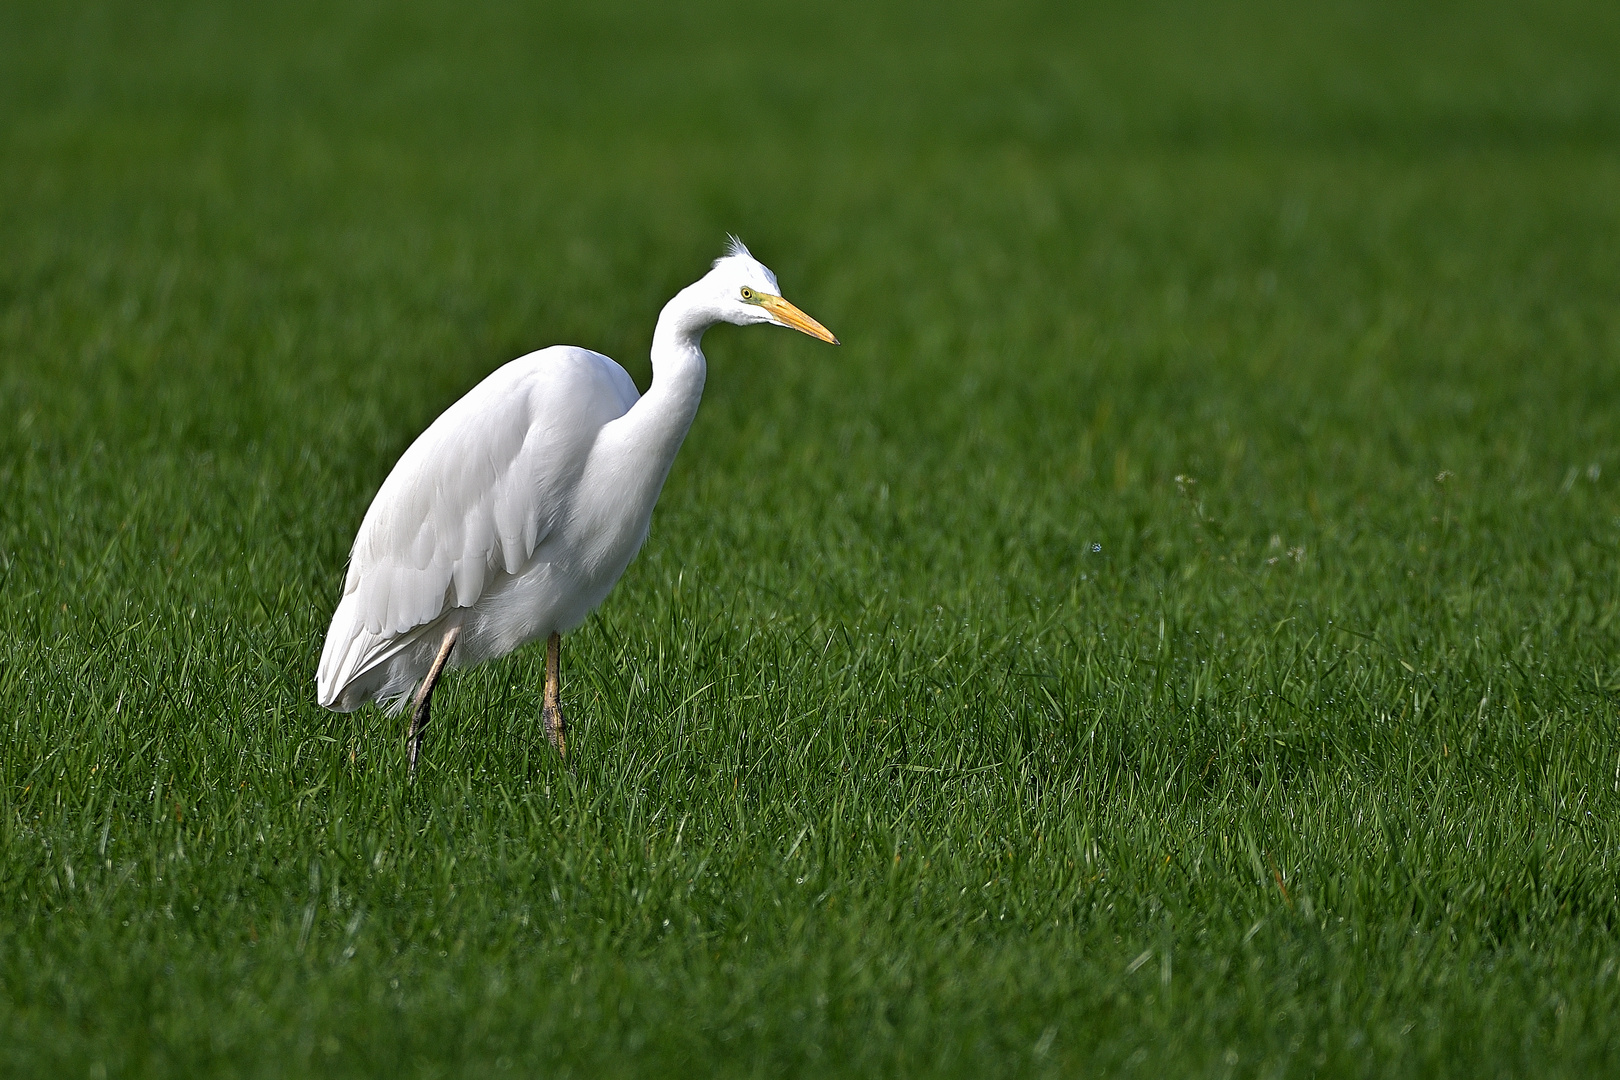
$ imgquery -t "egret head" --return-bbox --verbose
[701,236,839,344]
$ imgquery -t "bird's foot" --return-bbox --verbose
[543,702,567,759]
[407,701,430,779]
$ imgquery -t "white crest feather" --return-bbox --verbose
[716,234,752,266]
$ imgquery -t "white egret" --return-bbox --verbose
[316,238,838,772]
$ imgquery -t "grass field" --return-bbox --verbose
[4,0,1620,1074]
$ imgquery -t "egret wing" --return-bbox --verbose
[316,347,638,706]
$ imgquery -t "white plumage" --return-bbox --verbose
[315,239,838,765]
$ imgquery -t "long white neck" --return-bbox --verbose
[609,282,713,504]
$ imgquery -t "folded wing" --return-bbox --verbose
[316,347,639,708]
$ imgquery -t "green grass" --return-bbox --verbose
[4,0,1620,1074]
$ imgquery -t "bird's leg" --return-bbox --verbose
[543,631,566,758]
[407,626,461,779]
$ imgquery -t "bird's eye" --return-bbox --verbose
[740,287,755,301]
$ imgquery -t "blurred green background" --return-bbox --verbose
[3,1,1619,1076]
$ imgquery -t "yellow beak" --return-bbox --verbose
[759,293,840,344]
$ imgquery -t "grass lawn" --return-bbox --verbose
[4,0,1620,1074]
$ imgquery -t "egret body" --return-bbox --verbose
[315,239,838,770]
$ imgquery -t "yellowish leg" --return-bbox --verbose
[407,626,460,778]
[543,631,566,758]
